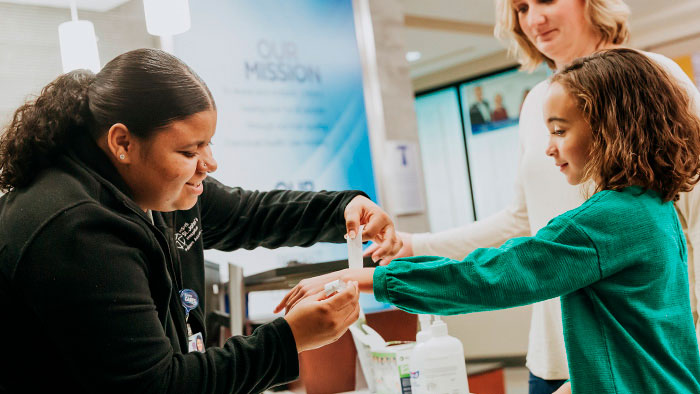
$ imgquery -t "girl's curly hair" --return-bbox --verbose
[551,48,700,202]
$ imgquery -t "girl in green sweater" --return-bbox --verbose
[277,49,700,393]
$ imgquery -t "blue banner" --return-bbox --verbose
[173,0,377,277]
[174,0,376,201]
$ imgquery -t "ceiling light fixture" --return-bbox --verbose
[406,51,422,62]
[143,0,191,36]
[58,0,100,73]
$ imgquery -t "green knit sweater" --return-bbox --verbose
[374,187,700,393]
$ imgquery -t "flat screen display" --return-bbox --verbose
[415,65,549,226]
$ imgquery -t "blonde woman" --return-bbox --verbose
[364,1,700,393]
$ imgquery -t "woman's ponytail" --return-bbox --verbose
[0,69,95,192]
[1,48,215,193]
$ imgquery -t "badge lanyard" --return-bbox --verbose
[167,216,204,352]
[167,217,198,337]
[179,288,199,337]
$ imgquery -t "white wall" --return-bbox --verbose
[355,0,430,233]
[0,0,158,126]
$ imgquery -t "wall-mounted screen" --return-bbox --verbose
[415,65,549,227]
[414,88,474,232]
[460,66,549,219]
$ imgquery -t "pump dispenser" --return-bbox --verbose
[417,315,431,340]
[409,316,470,394]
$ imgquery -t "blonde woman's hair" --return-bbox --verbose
[495,0,631,71]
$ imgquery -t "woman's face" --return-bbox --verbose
[512,0,601,68]
[125,109,218,212]
[543,82,593,185]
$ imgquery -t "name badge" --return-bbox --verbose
[188,332,205,353]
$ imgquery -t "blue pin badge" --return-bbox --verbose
[179,289,199,321]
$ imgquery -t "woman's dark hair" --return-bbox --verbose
[0,48,215,192]
[551,48,700,202]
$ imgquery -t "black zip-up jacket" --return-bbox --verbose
[0,134,363,394]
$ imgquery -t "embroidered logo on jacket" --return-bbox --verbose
[175,218,202,251]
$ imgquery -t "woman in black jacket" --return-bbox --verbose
[0,48,400,394]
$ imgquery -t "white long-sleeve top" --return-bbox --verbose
[412,50,700,380]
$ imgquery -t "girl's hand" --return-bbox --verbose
[274,270,348,314]
[363,231,413,265]
[274,268,376,314]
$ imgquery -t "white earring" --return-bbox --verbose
[119,154,125,160]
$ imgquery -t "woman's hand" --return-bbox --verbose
[344,196,401,262]
[274,268,376,314]
[553,382,571,394]
[363,231,413,265]
[284,281,360,352]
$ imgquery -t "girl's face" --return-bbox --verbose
[512,0,601,68]
[543,82,593,185]
[125,109,218,212]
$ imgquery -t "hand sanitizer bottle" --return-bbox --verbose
[409,315,432,393]
[411,316,470,394]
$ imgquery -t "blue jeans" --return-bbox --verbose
[528,371,567,394]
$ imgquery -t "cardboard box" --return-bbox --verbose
[371,341,415,394]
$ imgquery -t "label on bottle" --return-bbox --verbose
[420,354,469,394]
[409,370,423,394]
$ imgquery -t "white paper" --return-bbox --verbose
[347,224,364,270]
[383,141,426,215]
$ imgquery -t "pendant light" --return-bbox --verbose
[58,0,100,73]
[143,0,191,36]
